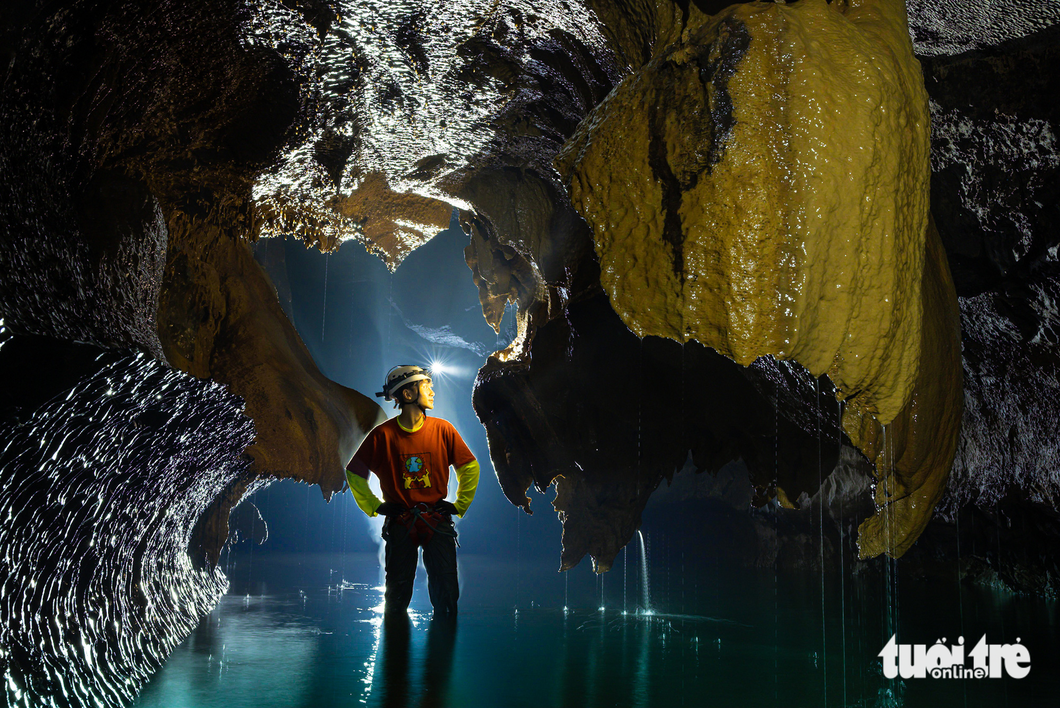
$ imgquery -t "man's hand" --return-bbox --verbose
[434,500,458,516]
[375,502,405,517]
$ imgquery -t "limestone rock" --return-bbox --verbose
[556,0,963,557]
[159,212,387,496]
[473,249,845,572]
[1,0,1056,580]
[0,0,387,559]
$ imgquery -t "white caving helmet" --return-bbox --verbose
[376,365,432,404]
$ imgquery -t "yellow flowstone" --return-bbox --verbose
[557,0,962,558]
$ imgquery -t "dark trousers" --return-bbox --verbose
[382,515,459,616]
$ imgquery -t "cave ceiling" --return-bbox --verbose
[1,0,1059,577]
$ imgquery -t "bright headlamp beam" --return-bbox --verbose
[429,361,452,376]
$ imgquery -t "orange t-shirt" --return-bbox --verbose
[346,416,476,508]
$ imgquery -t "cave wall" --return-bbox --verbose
[923,25,1060,514]
[554,0,966,561]
[3,0,1051,574]
[227,0,951,571]
[0,334,254,706]
[0,0,387,560]
[1,4,389,701]
[1,8,1060,707]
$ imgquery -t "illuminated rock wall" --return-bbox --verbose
[0,337,253,707]
[1,0,386,546]
[556,0,963,557]
[158,213,386,563]
[0,4,387,701]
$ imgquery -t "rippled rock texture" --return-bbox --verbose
[0,0,385,540]
[0,333,254,706]
[1,2,384,703]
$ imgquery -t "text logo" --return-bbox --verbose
[879,635,1030,679]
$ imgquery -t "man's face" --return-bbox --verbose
[415,379,435,410]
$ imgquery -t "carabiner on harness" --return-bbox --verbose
[393,503,459,547]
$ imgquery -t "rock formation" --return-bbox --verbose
[0,335,254,707]
[5,0,1051,571]
[556,0,963,559]
[0,0,387,567]
[1,0,1059,701]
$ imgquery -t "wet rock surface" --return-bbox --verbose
[1,3,383,702]
[1,0,385,529]
[1,1,1060,702]
[473,252,844,571]
[555,0,964,560]
[461,0,1058,583]
[923,23,1060,593]
[0,332,254,706]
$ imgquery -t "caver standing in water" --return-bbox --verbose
[346,365,480,617]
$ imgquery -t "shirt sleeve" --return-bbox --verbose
[346,431,381,517]
[453,459,480,517]
[346,430,377,474]
[446,423,476,469]
[445,423,477,516]
[346,470,382,517]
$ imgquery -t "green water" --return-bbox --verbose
[134,552,1058,708]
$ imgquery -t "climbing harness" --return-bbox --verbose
[389,503,459,547]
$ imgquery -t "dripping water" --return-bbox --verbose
[564,570,569,614]
[816,377,827,704]
[623,546,628,615]
[386,271,394,363]
[341,482,349,586]
[838,398,847,706]
[882,424,900,703]
[956,494,968,708]
[637,530,652,614]
[321,252,329,342]
[773,372,779,704]
[516,507,522,614]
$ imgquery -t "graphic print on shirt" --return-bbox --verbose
[401,452,432,490]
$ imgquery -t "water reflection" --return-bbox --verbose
[134,554,1060,708]
[378,614,409,708]
[377,614,456,708]
[135,596,323,708]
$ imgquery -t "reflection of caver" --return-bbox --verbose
[346,365,479,617]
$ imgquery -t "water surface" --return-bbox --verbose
[134,551,1058,707]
